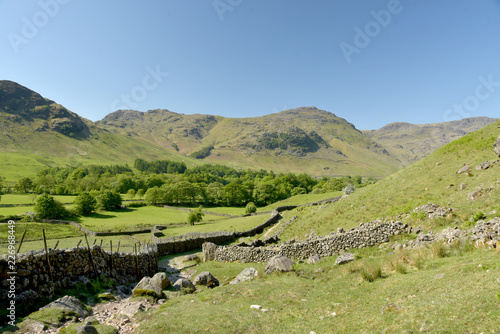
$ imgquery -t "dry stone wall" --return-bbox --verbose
[154,210,282,257]
[214,221,410,263]
[0,244,158,305]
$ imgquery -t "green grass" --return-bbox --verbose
[0,194,77,205]
[77,206,223,232]
[135,245,500,333]
[0,222,80,243]
[260,191,342,211]
[279,120,500,241]
[158,214,269,238]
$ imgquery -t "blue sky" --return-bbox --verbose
[1,0,499,129]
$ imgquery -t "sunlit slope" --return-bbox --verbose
[280,120,500,240]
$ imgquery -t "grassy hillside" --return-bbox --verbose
[100,107,401,177]
[0,81,203,179]
[278,120,500,241]
[364,117,498,167]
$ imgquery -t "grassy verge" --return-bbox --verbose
[136,243,500,333]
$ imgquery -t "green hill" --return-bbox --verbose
[279,120,500,241]
[364,117,498,166]
[0,81,199,180]
[99,107,401,177]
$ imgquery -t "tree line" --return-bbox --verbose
[0,159,376,208]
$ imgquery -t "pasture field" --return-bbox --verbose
[0,194,77,206]
[76,206,223,232]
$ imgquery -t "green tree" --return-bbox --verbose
[187,206,204,225]
[97,190,122,210]
[74,192,97,215]
[245,202,257,214]
[144,187,164,206]
[15,177,34,193]
[136,188,145,198]
[126,188,136,200]
[34,193,69,219]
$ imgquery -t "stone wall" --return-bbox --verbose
[154,210,282,256]
[214,221,410,263]
[0,244,158,305]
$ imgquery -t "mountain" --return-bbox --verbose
[0,81,193,180]
[363,117,498,166]
[98,107,400,177]
[1,80,496,180]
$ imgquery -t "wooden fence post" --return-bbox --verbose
[17,230,27,254]
[42,229,54,281]
[84,234,99,281]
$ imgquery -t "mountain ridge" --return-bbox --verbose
[1,80,497,179]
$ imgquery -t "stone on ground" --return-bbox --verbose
[230,267,258,284]
[172,278,196,294]
[264,255,294,274]
[334,253,355,265]
[193,271,220,288]
[40,295,89,318]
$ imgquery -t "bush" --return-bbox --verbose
[34,193,69,219]
[342,184,356,195]
[187,206,204,225]
[97,190,122,211]
[245,202,257,214]
[74,192,97,215]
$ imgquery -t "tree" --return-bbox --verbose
[15,177,34,193]
[34,193,69,219]
[144,187,164,206]
[126,189,136,200]
[245,202,257,214]
[187,206,204,225]
[136,188,145,198]
[97,190,122,210]
[342,184,356,195]
[74,192,97,215]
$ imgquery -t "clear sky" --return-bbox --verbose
[1,0,499,129]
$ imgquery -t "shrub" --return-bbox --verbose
[342,184,356,195]
[126,189,136,200]
[34,193,69,219]
[187,206,204,225]
[74,192,97,215]
[245,202,257,214]
[430,242,449,258]
[97,190,122,211]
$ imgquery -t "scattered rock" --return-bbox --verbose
[434,274,445,279]
[337,227,344,234]
[76,322,99,334]
[193,271,219,288]
[150,272,171,290]
[460,183,467,191]
[457,164,470,174]
[132,276,164,299]
[250,305,262,310]
[202,242,217,262]
[230,267,258,285]
[315,267,324,273]
[468,187,485,201]
[307,255,321,264]
[119,302,145,318]
[475,160,492,170]
[414,203,452,219]
[172,278,196,294]
[17,319,47,333]
[264,255,294,274]
[335,253,355,265]
[40,295,89,319]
